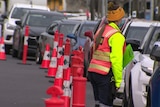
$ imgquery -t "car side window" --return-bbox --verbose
[47,23,58,32]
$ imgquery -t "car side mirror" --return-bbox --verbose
[126,38,140,51]
[84,30,93,40]
[15,20,22,26]
[48,30,54,35]
[67,34,77,41]
[150,41,160,61]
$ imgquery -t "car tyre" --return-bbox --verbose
[12,49,18,57]
[17,40,23,59]
[5,45,10,54]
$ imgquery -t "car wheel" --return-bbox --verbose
[35,46,42,64]
[12,49,18,57]
[5,45,10,54]
[17,40,23,59]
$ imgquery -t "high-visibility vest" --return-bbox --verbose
[88,25,124,75]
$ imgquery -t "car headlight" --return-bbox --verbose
[7,23,16,30]
[141,65,153,76]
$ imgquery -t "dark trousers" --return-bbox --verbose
[88,71,116,106]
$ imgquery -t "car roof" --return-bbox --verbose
[128,18,160,27]
[53,19,82,24]
[13,3,50,11]
[26,10,64,16]
[80,20,98,25]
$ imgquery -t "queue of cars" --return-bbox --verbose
[36,19,82,64]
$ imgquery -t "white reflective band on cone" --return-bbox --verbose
[63,88,71,97]
[54,41,58,49]
[0,44,5,52]
[63,80,70,88]
[43,51,50,60]
[57,47,63,58]
[63,55,69,69]
[49,57,57,67]
[24,36,28,45]
[56,66,63,78]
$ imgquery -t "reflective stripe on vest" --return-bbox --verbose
[88,25,119,74]
[92,50,110,61]
[89,63,110,72]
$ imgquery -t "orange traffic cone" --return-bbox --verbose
[40,44,50,69]
[46,48,57,78]
[0,36,6,60]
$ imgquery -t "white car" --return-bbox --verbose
[2,3,49,54]
[122,19,160,107]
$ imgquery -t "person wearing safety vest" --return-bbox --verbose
[88,1,126,107]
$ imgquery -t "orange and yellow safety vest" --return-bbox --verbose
[88,25,125,75]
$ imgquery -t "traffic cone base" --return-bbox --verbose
[46,68,57,78]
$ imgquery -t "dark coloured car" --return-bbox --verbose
[12,10,66,59]
[36,19,82,64]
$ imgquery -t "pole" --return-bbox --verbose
[105,0,108,17]
[150,0,154,20]
[90,0,95,20]
[129,0,132,18]
[102,0,105,17]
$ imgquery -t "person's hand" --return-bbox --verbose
[116,87,120,91]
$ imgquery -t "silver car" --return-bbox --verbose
[122,19,160,107]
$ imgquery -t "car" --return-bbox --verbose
[146,41,160,107]
[122,19,160,107]
[2,3,50,54]
[36,19,82,64]
[66,20,98,77]
[12,10,66,59]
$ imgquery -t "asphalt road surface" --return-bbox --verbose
[0,55,122,107]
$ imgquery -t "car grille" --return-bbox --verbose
[28,37,37,49]
[6,35,12,40]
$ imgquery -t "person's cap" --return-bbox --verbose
[107,7,125,21]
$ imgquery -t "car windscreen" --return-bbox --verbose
[59,24,77,40]
[26,14,65,27]
[11,7,28,19]
[11,7,43,19]
[125,26,149,43]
